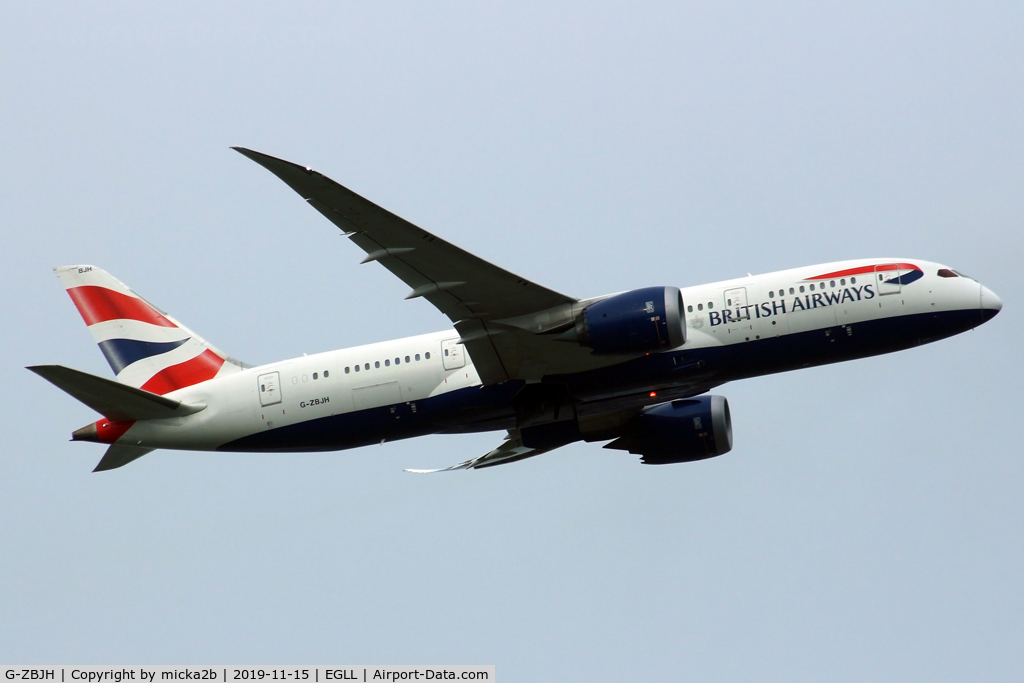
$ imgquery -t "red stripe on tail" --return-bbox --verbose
[67,286,177,327]
[140,348,226,395]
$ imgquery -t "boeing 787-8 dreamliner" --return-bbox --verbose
[29,148,1003,472]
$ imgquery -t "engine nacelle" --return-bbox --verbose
[576,286,685,354]
[605,395,733,464]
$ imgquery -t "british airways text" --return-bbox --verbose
[708,284,876,327]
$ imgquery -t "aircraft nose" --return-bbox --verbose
[980,284,1002,322]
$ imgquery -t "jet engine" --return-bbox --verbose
[605,395,732,464]
[574,286,685,354]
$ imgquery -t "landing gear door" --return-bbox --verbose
[441,338,466,370]
[875,264,901,295]
[258,371,282,406]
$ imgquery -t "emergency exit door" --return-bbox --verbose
[723,286,755,337]
[441,338,466,370]
[258,371,282,406]
[875,264,902,295]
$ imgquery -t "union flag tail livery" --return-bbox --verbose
[54,265,244,393]
[30,148,1003,472]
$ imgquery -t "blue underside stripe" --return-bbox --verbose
[98,337,190,374]
[217,307,985,454]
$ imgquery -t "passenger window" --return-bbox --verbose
[697,303,703,311]
[799,286,805,293]
[355,365,360,372]
[851,277,856,284]
[375,361,380,368]
[840,279,845,286]
[425,352,431,359]
[405,356,410,363]
[788,288,793,295]
[324,370,329,378]
[415,354,421,361]
[364,363,369,371]
[385,359,390,367]
[687,305,693,312]
[345,367,350,374]
[395,358,400,365]
[313,372,318,380]
[708,302,713,309]
[830,280,835,288]
[809,284,815,291]
[768,291,774,298]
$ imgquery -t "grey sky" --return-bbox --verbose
[2,2,1021,680]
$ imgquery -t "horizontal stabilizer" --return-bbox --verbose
[94,444,155,472]
[27,365,205,421]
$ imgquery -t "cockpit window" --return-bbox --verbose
[937,269,958,278]
[952,270,976,281]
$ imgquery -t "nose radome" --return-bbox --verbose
[981,285,1002,321]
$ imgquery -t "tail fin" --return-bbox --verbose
[55,265,245,393]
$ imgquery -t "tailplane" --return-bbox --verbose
[54,265,245,393]
[27,364,207,471]
[93,444,154,472]
[27,365,205,421]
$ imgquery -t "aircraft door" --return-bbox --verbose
[441,338,466,370]
[723,287,758,339]
[724,287,747,311]
[875,264,901,295]
[258,371,282,406]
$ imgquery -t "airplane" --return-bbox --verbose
[28,147,1003,472]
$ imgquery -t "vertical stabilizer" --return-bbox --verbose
[55,265,244,393]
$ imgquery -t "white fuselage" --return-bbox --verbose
[118,258,997,452]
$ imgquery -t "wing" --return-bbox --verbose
[404,431,551,472]
[235,148,584,360]
[233,148,575,320]
[233,148,610,385]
